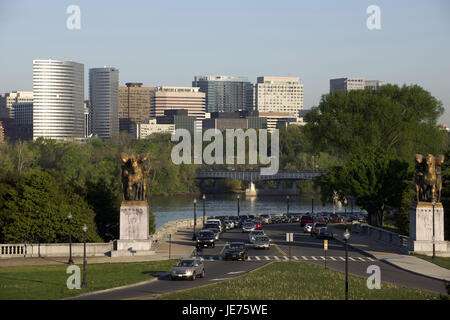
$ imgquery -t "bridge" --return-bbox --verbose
[195,168,326,182]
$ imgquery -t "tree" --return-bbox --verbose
[315,152,411,227]
[304,84,446,162]
[0,170,101,243]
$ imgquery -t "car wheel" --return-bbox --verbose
[212,243,215,248]
[191,272,196,281]
[201,269,205,278]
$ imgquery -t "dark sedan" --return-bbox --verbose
[224,242,248,261]
[317,228,334,240]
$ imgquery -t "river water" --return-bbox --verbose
[150,193,361,229]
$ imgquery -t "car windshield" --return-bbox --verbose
[177,260,194,267]
[199,231,213,237]
[256,236,269,242]
[316,224,327,228]
[229,243,244,249]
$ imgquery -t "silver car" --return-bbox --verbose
[171,259,205,280]
[253,235,270,249]
[242,223,255,233]
[248,230,265,243]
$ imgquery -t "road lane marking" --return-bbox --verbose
[227,271,246,275]
[274,256,280,260]
[339,257,345,261]
[302,256,308,260]
[311,256,318,261]
[293,256,299,260]
[265,256,270,260]
[255,256,261,260]
[330,257,336,261]
[272,243,287,256]
[367,257,375,261]
[349,257,356,261]
[320,256,326,260]
[283,256,289,260]
[358,257,365,261]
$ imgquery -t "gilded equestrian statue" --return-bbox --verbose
[121,153,150,202]
[414,154,444,203]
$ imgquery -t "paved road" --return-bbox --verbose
[72,223,448,299]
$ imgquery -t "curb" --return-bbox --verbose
[333,233,449,284]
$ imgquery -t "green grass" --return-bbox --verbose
[0,260,176,300]
[159,261,445,300]
[412,253,450,270]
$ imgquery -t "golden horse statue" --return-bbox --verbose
[121,153,150,202]
[414,154,444,202]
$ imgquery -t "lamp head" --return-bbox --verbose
[82,224,88,233]
[237,195,240,200]
[67,213,72,220]
[202,194,206,200]
[343,229,350,240]
[193,199,197,204]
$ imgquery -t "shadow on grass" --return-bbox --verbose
[0,274,62,286]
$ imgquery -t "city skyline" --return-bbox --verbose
[0,1,449,124]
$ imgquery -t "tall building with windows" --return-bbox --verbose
[89,67,119,140]
[330,78,383,93]
[13,102,33,140]
[84,100,92,138]
[119,83,153,132]
[254,76,303,114]
[192,75,253,112]
[0,120,4,143]
[151,86,206,119]
[33,59,84,141]
[0,91,33,118]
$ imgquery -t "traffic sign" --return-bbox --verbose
[324,239,328,251]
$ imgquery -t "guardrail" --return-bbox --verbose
[351,223,409,253]
[1,244,26,257]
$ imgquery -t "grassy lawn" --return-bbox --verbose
[0,260,176,300]
[159,261,446,300]
[412,253,450,270]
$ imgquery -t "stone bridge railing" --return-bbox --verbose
[351,223,409,254]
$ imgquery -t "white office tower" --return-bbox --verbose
[254,76,303,114]
[89,67,119,140]
[33,60,84,141]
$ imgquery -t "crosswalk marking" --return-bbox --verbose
[198,255,373,262]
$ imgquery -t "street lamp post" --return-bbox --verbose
[432,199,436,259]
[343,229,350,300]
[82,224,88,288]
[202,194,206,225]
[193,199,197,240]
[311,195,314,215]
[286,195,290,215]
[67,213,74,265]
[237,195,240,217]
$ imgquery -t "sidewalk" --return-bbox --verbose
[0,227,196,268]
[330,225,450,282]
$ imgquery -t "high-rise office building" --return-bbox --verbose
[0,120,4,143]
[0,91,33,118]
[89,67,119,140]
[119,83,153,132]
[33,59,84,141]
[84,100,92,138]
[13,102,33,140]
[330,78,365,93]
[254,76,303,115]
[150,86,206,119]
[330,77,383,93]
[192,75,253,113]
[364,80,383,90]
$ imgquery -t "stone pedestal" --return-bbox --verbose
[409,202,446,253]
[111,201,154,257]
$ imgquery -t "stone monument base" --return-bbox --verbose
[110,239,154,257]
[111,201,154,257]
[408,201,445,253]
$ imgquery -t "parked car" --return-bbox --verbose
[242,222,255,233]
[300,215,314,227]
[254,220,263,230]
[253,235,270,249]
[229,216,241,227]
[303,223,313,233]
[311,223,327,237]
[223,220,233,230]
[248,230,265,243]
[206,219,224,232]
[317,228,334,240]
[171,259,205,280]
[196,229,216,249]
[224,242,248,261]
[259,214,271,224]
[202,224,220,240]
[271,215,282,224]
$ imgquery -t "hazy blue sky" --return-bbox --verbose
[1,0,449,124]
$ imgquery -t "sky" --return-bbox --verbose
[1,0,449,124]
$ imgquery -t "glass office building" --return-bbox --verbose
[192,75,253,113]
